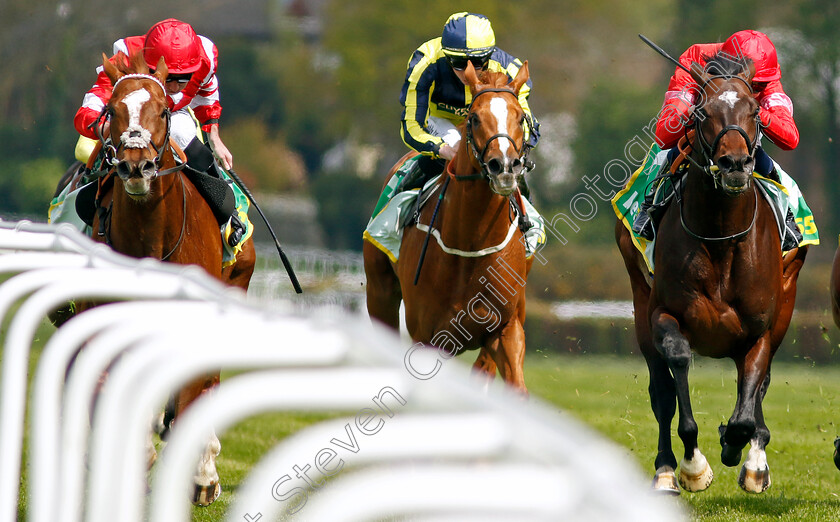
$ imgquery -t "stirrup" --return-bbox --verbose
[225,214,245,247]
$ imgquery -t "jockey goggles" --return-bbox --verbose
[446,53,491,71]
[149,70,192,85]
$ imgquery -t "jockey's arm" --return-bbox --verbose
[757,82,799,150]
[206,124,233,170]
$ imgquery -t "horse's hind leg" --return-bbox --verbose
[651,308,713,493]
[223,237,256,292]
[363,240,402,330]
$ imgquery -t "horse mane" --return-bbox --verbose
[703,51,753,78]
[478,69,515,89]
[113,51,151,76]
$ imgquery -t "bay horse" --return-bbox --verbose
[616,54,807,494]
[364,62,533,393]
[92,51,255,505]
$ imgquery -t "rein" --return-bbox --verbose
[676,179,758,242]
[160,172,188,261]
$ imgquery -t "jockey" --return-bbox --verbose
[73,18,244,247]
[655,29,797,169]
[634,29,800,243]
[398,12,540,193]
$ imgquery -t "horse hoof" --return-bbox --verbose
[192,482,221,506]
[679,450,714,492]
[739,464,770,493]
[652,466,680,495]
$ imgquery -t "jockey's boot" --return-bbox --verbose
[755,146,781,183]
[518,176,531,201]
[184,138,246,248]
[396,156,446,193]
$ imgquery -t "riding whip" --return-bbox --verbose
[223,165,303,294]
[414,175,451,285]
[638,34,692,74]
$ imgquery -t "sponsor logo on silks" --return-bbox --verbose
[437,103,469,118]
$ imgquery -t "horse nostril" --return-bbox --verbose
[140,159,157,176]
[486,158,503,176]
[116,161,132,178]
[717,156,735,172]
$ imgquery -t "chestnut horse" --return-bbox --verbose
[93,51,255,504]
[364,63,533,393]
[616,54,807,494]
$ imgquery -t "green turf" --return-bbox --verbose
[524,352,840,521]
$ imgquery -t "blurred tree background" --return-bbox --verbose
[2,0,840,300]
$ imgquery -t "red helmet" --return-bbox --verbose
[143,19,202,74]
[720,30,781,83]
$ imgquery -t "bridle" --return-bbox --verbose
[677,73,761,242]
[91,73,183,178]
[456,87,534,182]
[685,74,761,185]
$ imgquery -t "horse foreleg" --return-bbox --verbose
[738,371,772,493]
[651,308,713,493]
[192,429,222,505]
[488,319,527,396]
[721,335,772,470]
[363,241,402,330]
[170,373,223,506]
[644,355,680,494]
[472,349,497,392]
[774,246,807,346]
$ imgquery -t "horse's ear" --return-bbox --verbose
[130,50,148,73]
[510,60,529,96]
[153,56,168,84]
[102,53,122,85]
[689,61,710,90]
[743,59,757,84]
[464,60,481,92]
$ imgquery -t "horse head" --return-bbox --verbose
[689,53,760,196]
[101,51,171,198]
[461,61,531,196]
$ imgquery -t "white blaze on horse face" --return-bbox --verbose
[489,97,510,156]
[120,88,153,148]
[718,90,740,109]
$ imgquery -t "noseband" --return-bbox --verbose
[457,88,533,182]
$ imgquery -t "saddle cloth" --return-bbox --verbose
[363,158,546,263]
[48,160,253,268]
[611,143,819,274]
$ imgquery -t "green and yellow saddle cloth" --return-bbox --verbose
[364,154,547,262]
[612,143,819,274]
[49,111,252,268]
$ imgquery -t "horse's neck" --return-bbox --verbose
[442,155,512,241]
[112,156,184,255]
[683,165,755,237]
